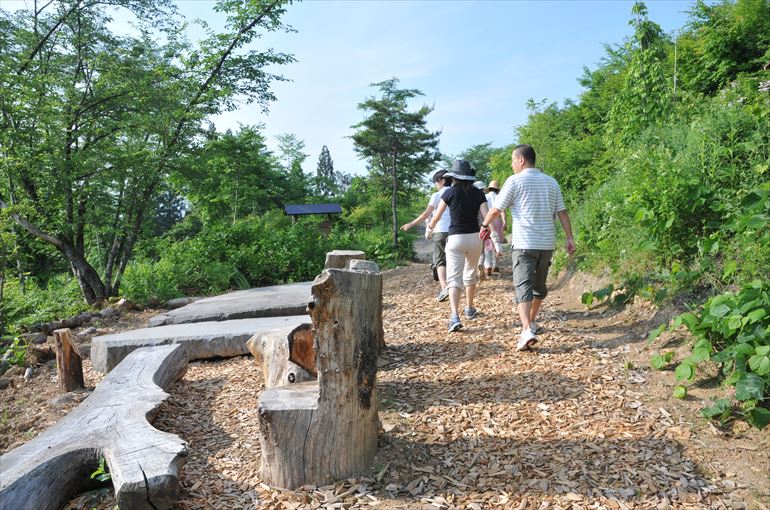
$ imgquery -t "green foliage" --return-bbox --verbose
[673,385,688,399]
[607,2,671,145]
[174,126,289,225]
[666,280,770,428]
[581,284,614,308]
[0,275,90,332]
[679,0,770,96]
[0,0,294,304]
[650,351,675,370]
[90,457,112,482]
[122,211,415,302]
[0,338,27,367]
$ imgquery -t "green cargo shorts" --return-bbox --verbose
[512,249,553,303]
[432,232,449,268]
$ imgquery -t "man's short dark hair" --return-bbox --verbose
[513,144,536,165]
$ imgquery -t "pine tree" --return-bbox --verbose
[316,146,336,197]
[351,78,441,249]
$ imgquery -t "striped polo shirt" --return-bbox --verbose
[493,168,566,250]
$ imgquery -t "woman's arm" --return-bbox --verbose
[427,200,448,230]
[401,204,435,231]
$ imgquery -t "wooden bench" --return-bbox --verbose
[0,344,188,510]
[257,263,383,488]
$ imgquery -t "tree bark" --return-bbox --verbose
[324,250,366,270]
[0,344,188,510]
[53,329,84,393]
[258,266,383,488]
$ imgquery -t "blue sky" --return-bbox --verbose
[6,0,694,177]
[202,0,692,177]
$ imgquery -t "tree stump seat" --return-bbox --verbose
[257,265,383,489]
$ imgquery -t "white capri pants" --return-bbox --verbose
[446,232,483,289]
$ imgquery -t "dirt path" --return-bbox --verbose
[7,262,768,509]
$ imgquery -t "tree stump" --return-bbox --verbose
[324,250,366,270]
[53,328,84,393]
[246,324,314,388]
[258,264,383,488]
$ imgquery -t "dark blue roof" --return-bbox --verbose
[284,203,342,215]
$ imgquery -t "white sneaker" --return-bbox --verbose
[517,328,537,351]
[529,321,539,334]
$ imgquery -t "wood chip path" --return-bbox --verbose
[67,263,766,509]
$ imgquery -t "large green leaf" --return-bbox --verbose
[675,362,695,381]
[747,407,770,430]
[700,398,731,419]
[710,303,731,318]
[748,354,770,376]
[735,373,766,401]
[747,308,768,324]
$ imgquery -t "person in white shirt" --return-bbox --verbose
[401,170,453,302]
[483,180,506,276]
[481,145,576,351]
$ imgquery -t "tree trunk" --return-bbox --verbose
[111,179,159,295]
[391,150,398,250]
[258,266,383,488]
[324,250,366,270]
[53,329,84,393]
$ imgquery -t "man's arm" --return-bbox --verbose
[482,207,502,229]
[401,204,435,231]
[557,210,576,256]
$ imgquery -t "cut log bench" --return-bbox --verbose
[91,315,310,373]
[258,264,384,488]
[0,344,188,510]
[148,281,313,327]
[0,251,381,505]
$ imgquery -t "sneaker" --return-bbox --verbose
[436,288,449,302]
[517,328,537,351]
[530,321,540,334]
[448,317,463,332]
[464,307,478,320]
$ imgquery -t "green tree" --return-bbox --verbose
[678,0,770,96]
[174,125,284,224]
[315,145,336,198]
[607,1,671,145]
[351,78,441,248]
[0,0,293,304]
[275,133,310,204]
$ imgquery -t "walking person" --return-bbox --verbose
[483,180,506,276]
[428,160,489,332]
[481,145,576,350]
[401,170,453,302]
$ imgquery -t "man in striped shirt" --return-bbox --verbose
[481,144,576,351]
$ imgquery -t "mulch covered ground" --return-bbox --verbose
[54,263,770,509]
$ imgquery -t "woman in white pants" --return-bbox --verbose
[428,160,490,332]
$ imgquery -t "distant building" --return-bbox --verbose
[284,203,343,232]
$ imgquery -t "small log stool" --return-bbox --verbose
[324,249,365,269]
[257,263,383,488]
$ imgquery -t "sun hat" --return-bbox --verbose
[447,159,476,181]
[486,180,501,192]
